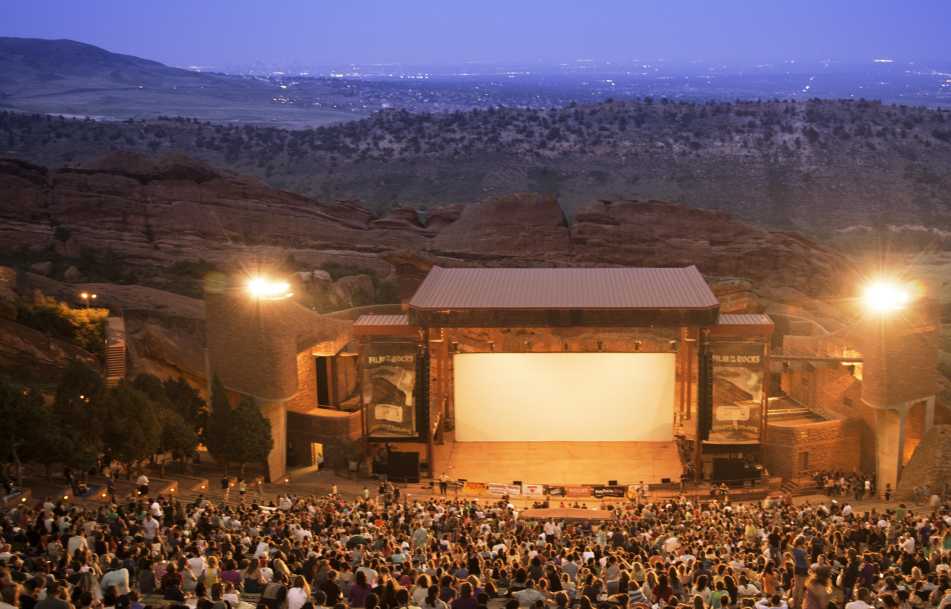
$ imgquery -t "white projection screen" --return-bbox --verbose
[453,353,675,442]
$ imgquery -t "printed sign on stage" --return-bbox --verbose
[363,340,418,438]
[488,483,521,496]
[545,485,567,497]
[708,341,764,444]
[521,483,546,496]
[566,485,593,497]
[462,482,487,495]
[592,486,626,498]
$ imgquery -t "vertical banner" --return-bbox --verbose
[708,341,764,444]
[363,340,418,438]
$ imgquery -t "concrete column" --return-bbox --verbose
[261,402,288,483]
[874,408,905,497]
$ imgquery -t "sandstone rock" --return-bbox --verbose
[897,425,951,500]
[30,261,53,276]
[0,318,99,383]
[311,270,332,283]
[430,192,571,258]
[0,154,859,334]
[331,274,376,309]
[63,265,83,282]
[0,266,16,320]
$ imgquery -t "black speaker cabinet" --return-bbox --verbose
[712,458,747,483]
[608,480,618,486]
[387,452,420,483]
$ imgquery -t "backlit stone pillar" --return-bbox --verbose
[261,401,287,482]
[874,407,905,497]
[856,295,939,497]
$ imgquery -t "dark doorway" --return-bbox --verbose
[316,356,331,406]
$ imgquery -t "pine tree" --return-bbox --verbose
[205,375,235,474]
[229,396,273,477]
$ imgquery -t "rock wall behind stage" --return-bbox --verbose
[896,425,951,499]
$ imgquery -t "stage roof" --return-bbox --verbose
[410,266,718,310]
[408,266,720,327]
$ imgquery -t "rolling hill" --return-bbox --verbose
[0,37,359,127]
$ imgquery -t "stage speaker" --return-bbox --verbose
[712,458,747,483]
[512,480,522,486]
[608,480,618,486]
[387,452,420,483]
[661,477,671,484]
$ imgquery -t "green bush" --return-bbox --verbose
[16,295,108,357]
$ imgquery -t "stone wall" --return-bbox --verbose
[896,425,951,499]
[857,301,940,408]
[763,419,861,479]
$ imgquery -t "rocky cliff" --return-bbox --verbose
[0,153,861,381]
[0,153,857,297]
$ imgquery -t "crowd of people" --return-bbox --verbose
[1,483,951,609]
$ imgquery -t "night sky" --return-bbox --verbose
[3,0,950,68]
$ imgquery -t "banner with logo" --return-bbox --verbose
[521,483,546,497]
[363,340,418,438]
[488,483,521,496]
[566,485,593,497]
[592,486,626,498]
[545,485,567,497]
[462,482,487,495]
[708,341,764,444]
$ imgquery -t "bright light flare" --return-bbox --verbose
[247,276,292,300]
[862,279,911,314]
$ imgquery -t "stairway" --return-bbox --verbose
[104,317,126,386]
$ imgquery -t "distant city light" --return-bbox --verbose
[862,279,911,314]
[247,276,292,300]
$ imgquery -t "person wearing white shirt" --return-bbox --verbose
[187,554,206,582]
[254,540,270,559]
[286,576,310,609]
[101,559,131,596]
[845,588,875,609]
[513,581,545,607]
[67,531,88,556]
[755,596,788,609]
[142,515,159,542]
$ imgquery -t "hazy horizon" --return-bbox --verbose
[3,0,950,71]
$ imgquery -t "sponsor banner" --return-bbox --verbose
[462,482,487,495]
[521,483,546,497]
[592,485,626,498]
[545,485,567,497]
[708,341,764,444]
[488,483,521,496]
[363,341,418,438]
[566,485,593,498]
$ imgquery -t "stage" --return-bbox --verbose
[436,440,682,486]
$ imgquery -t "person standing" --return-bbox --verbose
[439,474,449,496]
[136,473,150,497]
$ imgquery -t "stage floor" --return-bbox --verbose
[437,440,682,486]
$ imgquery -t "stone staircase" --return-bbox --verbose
[104,317,126,386]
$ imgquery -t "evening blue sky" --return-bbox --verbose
[3,0,949,69]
